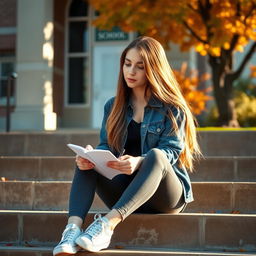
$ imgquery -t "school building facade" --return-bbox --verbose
[0,0,201,131]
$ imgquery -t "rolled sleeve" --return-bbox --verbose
[96,97,115,151]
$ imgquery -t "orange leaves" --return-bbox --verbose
[90,0,150,32]
[90,0,191,46]
[209,0,256,49]
[173,63,212,115]
[212,0,236,19]
[90,0,256,58]
[195,43,208,56]
[250,65,256,78]
[191,0,256,56]
[188,0,256,56]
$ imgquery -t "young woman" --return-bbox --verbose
[53,36,201,256]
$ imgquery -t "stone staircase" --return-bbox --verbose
[0,131,256,256]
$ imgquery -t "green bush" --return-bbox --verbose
[234,91,256,126]
[204,78,256,127]
[234,78,256,97]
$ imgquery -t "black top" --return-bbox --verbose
[124,119,141,156]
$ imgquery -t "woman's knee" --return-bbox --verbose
[145,148,168,165]
[147,148,165,158]
[140,148,171,177]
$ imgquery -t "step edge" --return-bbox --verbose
[1,210,256,217]
[0,245,255,255]
[1,181,256,185]
[1,156,256,159]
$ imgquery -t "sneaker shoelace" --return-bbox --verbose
[86,214,106,239]
[60,226,78,244]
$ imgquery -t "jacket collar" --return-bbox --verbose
[147,96,163,108]
[128,95,163,108]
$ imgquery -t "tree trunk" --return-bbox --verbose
[214,86,239,127]
[209,56,240,127]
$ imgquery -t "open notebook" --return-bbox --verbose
[67,144,122,180]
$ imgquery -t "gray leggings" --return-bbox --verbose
[69,148,186,220]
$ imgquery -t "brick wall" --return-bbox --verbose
[0,0,17,52]
[0,34,15,51]
[0,0,17,27]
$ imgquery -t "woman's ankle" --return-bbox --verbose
[68,216,83,228]
[104,209,122,230]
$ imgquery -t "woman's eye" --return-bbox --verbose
[124,63,144,70]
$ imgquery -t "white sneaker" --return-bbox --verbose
[53,223,81,256]
[75,214,113,252]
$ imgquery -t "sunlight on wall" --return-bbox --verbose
[43,42,54,67]
[43,22,54,67]
[42,21,56,130]
[44,81,56,130]
[44,22,53,40]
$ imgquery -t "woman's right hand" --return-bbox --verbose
[75,145,95,170]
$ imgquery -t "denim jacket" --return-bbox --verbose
[96,96,194,204]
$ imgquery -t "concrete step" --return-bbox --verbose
[1,131,256,156]
[1,156,255,182]
[0,156,75,181]
[197,130,256,156]
[0,245,254,256]
[0,180,105,211]
[1,211,256,252]
[1,181,256,214]
[0,131,99,157]
[192,156,256,182]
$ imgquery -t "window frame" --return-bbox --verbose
[64,0,93,108]
[0,55,16,106]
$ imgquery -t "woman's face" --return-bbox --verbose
[123,48,147,91]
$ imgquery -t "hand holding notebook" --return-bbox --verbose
[67,143,122,180]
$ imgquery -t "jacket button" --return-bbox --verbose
[157,128,161,132]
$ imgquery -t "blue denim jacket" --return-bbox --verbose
[96,96,194,204]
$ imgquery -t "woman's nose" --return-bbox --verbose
[128,66,136,75]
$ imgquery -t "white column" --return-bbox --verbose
[12,0,56,131]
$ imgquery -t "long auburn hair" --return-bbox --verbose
[106,36,201,172]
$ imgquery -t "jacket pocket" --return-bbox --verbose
[147,121,165,148]
[148,121,165,134]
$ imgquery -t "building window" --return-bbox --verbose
[0,55,16,106]
[66,0,91,106]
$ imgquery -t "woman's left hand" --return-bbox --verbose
[107,155,143,175]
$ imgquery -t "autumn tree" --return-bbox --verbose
[174,63,212,115]
[89,0,256,126]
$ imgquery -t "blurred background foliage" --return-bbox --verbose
[173,62,212,116]
[90,0,256,127]
[206,65,256,127]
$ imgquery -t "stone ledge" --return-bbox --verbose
[1,211,256,252]
[0,245,255,256]
[1,156,256,182]
[1,181,256,213]
[1,131,256,156]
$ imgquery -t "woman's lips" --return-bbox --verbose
[127,78,137,83]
